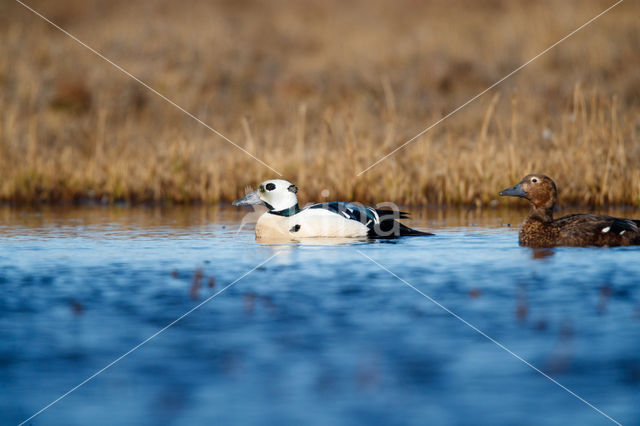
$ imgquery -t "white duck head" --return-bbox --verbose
[232,179,299,212]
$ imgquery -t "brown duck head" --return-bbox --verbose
[499,174,557,212]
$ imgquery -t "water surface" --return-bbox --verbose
[1,206,639,425]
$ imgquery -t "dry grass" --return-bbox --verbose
[1,0,639,206]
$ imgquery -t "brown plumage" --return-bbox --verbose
[499,174,640,248]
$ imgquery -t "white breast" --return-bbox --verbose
[254,209,369,240]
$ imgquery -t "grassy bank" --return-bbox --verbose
[1,0,638,206]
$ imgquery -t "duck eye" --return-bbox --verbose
[532,178,538,183]
[265,183,276,191]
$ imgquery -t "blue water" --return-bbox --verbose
[1,206,639,426]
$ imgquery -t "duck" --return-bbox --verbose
[499,174,640,247]
[232,179,432,239]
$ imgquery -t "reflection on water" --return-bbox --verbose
[1,205,639,426]
[531,248,556,259]
[265,237,370,245]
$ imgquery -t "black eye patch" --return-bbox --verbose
[288,184,298,194]
[266,183,276,191]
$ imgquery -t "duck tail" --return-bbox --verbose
[398,222,434,236]
[367,221,433,238]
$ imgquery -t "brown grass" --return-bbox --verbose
[1,0,639,206]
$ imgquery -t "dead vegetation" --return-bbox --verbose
[1,0,638,206]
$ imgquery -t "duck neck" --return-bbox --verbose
[528,205,554,223]
[269,203,300,217]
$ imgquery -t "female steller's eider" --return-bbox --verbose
[233,179,432,239]
[500,174,640,248]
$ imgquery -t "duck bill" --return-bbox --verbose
[232,190,265,206]
[499,182,526,197]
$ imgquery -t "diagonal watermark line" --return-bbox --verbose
[357,250,622,426]
[15,0,282,176]
[356,0,624,176]
[18,252,281,426]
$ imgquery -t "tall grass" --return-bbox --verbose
[1,0,638,205]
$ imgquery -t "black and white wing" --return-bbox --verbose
[306,202,431,237]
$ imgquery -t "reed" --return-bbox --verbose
[1,0,638,206]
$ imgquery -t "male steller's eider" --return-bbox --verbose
[233,179,432,239]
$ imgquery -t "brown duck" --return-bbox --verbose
[499,174,640,247]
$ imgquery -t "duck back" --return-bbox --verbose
[521,213,640,247]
